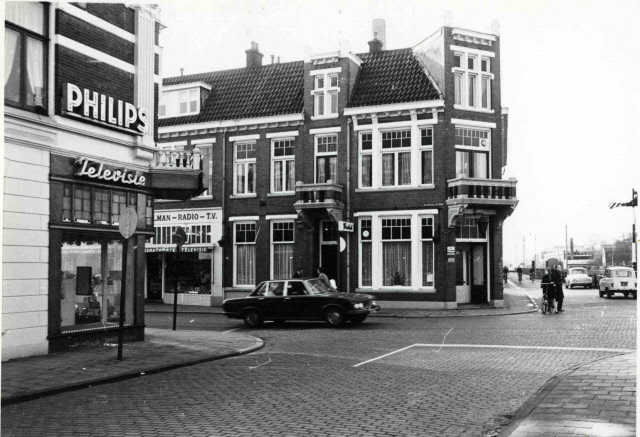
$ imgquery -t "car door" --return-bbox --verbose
[256,281,285,320]
[600,270,610,291]
[282,280,313,320]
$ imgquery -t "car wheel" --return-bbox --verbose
[243,309,263,328]
[350,315,367,325]
[599,289,604,298]
[624,292,629,298]
[324,307,344,327]
[569,283,573,289]
[633,292,637,300]
[606,289,613,299]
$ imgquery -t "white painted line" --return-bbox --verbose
[353,344,634,367]
[434,328,453,353]
[353,344,416,367]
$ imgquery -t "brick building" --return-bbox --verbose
[154,23,518,309]
[3,3,202,359]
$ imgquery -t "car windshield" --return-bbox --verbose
[306,279,334,295]
[571,269,587,275]
[613,270,633,278]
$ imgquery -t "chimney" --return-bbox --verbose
[245,41,263,68]
[368,34,383,53]
[372,19,386,47]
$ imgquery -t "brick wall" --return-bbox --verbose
[57,10,135,65]
[84,3,135,34]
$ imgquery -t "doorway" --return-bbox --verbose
[456,243,487,304]
[319,221,338,283]
[456,249,470,303]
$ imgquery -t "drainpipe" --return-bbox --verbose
[346,118,351,293]
[221,130,227,297]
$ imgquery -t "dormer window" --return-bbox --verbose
[159,81,211,118]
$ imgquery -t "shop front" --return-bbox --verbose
[48,155,154,351]
[146,208,223,306]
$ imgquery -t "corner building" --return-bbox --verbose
[3,3,202,360]
[156,25,518,309]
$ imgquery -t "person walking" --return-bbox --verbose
[502,265,509,284]
[292,267,304,278]
[516,266,523,283]
[541,268,556,313]
[552,264,565,313]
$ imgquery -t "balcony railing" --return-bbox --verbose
[447,176,518,204]
[294,181,344,209]
[154,148,202,170]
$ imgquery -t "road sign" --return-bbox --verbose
[118,206,138,239]
[338,221,354,232]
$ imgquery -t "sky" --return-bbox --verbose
[158,0,640,266]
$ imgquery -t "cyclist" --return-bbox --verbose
[529,266,535,282]
[517,266,523,284]
[502,265,509,284]
[540,268,556,314]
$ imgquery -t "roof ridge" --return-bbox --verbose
[164,60,304,83]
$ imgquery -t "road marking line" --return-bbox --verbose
[353,344,634,367]
[222,327,242,334]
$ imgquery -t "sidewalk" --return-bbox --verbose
[499,353,636,437]
[0,288,537,407]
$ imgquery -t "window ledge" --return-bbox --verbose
[311,114,339,121]
[268,192,295,197]
[193,195,214,200]
[230,194,257,199]
[356,185,435,192]
[453,105,495,114]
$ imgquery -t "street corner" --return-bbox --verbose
[145,328,265,357]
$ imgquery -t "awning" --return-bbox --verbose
[145,246,214,253]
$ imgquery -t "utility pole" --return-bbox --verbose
[523,236,525,266]
[633,189,637,272]
[565,225,568,268]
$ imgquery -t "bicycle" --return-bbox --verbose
[540,282,554,315]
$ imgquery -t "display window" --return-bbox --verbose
[165,252,212,294]
[60,232,133,332]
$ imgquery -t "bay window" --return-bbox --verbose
[315,134,337,183]
[272,139,295,193]
[235,222,256,286]
[381,130,411,187]
[382,218,412,286]
[272,221,294,279]
[234,143,256,195]
[5,2,48,112]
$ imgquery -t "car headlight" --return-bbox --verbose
[352,303,364,310]
[371,301,378,306]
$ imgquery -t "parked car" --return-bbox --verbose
[565,267,592,289]
[222,278,380,327]
[599,267,637,299]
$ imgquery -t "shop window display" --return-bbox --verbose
[60,232,133,331]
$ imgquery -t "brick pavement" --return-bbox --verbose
[501,353,636,437]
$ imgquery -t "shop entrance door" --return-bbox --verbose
[471,244,487,304]
[456,249,471,303]
[320,221,338,284]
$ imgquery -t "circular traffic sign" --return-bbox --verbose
[118,206,138,239]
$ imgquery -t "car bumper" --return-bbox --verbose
[346,304,381,315]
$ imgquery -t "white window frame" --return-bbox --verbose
[233,142,257,196]
[233,221,257,287]
[311,69,340,119]
[452,50,494,113]
[380,216,413,287]
[197,144,214,198]
[270,220,295,280]
[159,88,201,118]
[359,131,373,188]
[454,125,491,179]
[419,127,434,186]
[314,134,338,184]
[420,215,435,288]
[271,138,295,194]
[380,129,412,187]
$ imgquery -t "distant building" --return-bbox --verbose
[152,22,519,309]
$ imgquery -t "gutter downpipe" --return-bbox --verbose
[221,129,227,300]
[346,117,351,294]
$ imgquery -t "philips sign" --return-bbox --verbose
[63,83,148,135]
